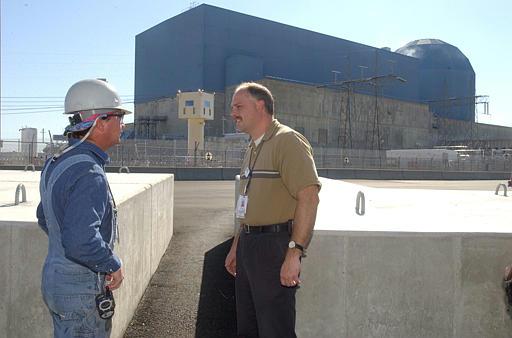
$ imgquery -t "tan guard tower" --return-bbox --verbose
[177,90,214,156]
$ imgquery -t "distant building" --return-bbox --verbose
[133,4,507,149]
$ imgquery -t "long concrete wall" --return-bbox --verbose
[0,171,174,338]
[2,167,511,181]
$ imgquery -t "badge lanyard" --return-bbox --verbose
[243,141,264,195]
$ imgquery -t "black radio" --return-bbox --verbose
[96,287,115,320]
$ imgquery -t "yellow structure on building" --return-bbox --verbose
[177,90,214,155]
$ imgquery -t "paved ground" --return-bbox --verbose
[124,181,238,338]
[123,179,508,337]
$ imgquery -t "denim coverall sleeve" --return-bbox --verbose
[61,169,121,274]
[37,202,49,235]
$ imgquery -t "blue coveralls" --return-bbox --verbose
[37,139,121,338]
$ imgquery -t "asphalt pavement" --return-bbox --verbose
[124,181,238,338]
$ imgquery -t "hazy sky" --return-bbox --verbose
[2,0,511,141]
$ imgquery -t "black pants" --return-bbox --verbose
[235,230,297,338]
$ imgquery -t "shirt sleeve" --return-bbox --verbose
[36,202,49,235]
[60,168,121,273]
[277,132,321,199]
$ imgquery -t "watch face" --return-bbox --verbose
[288,240,295,249]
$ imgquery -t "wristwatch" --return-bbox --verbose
[288,240,306,257]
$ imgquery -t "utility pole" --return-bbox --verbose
[40,128,45,143]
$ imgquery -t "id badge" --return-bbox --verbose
[236,195,248,218]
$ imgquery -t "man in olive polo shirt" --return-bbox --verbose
[225,82,321,338]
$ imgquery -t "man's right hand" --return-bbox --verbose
[505,265,512,281]
[225,247,237,277]
[106,267,124,290]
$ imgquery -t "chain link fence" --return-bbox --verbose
[1,140,511,173]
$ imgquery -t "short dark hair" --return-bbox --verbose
[235,82,274,115]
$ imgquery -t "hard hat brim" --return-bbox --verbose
[64,105,132,115]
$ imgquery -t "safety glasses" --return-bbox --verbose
[101,112,125,123]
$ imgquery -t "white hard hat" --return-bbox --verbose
[64,79,132,115]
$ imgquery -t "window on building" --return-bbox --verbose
[204,100,211,108]
[185,100,194,107]
[318,128,328,145]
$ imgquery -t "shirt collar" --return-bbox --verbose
[253,134,264,147]
[250,119,280,148]
[68,138,110,164]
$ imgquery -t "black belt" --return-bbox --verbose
[242,220,293,234]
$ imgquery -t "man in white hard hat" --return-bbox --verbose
[36,79,130,337]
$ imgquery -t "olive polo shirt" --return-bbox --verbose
[239,119,321,226]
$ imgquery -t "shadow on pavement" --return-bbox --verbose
[195,238,237,338]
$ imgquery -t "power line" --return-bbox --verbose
[1,95,134,99]
[3,109,63,115]
[2,106,63,111]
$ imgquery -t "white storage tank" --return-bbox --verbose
[20,127,38,159]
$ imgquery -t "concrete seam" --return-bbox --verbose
[150,183,154,274]
[7,224,13,336]
[343,235,348,338]
[452,236,463,338]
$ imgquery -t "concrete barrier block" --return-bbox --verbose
[0,171,174,338]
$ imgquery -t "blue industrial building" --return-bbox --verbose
[135,4,475,122]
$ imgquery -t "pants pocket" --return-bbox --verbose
[51,294,101,338]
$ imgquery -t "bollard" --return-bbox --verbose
[24,164,35,172]
[355,191,365,215]
[495,184,508,197]
[14,183,27,205]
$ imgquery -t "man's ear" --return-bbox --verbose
[93,118,106,134]
[256,99,266,114]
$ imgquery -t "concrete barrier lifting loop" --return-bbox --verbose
[495,183,508,197]
[15,184,27,205]
[24,164,35,172]
[119,166,130,173]
[355,191,365,216]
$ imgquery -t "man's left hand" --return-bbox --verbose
[280,249,302,287]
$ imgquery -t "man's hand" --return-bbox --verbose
[505,265,512,281]
[106,267,124,290]
[225,246,237,277]
[280,249,302,287]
